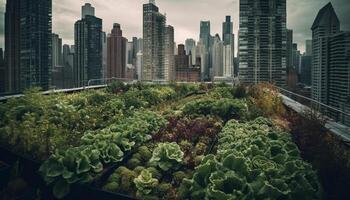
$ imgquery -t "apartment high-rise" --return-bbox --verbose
[74,3,102,87]
[107,23,127,79]
[311,2,340,105]
[239,0,287,86]
[142,0,166,81]
[4,0,52,93]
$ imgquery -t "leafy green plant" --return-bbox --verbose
[149,142,184,171]
[39,146,103,199]
[182,98,248,121]
[134,169,159,197]
[181,118,322,200]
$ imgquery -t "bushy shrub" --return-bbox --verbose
[181,118,322,200]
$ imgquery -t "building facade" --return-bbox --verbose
[165,25,175,82]
[107,23,127,79]
[74,3,102,87]
[4,0,52,93]
[142,0,166,81]
[311,2,340,105]
[239,0,287,86]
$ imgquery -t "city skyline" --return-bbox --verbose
[0,0,350,53]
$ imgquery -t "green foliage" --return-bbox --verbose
[149,142,184,171]
[39,146,103,199]
[107,81,130,94]
[182,118,322,200]
[182,98,248,121]
[134,169,159,196]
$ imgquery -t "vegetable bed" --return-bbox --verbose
[0,83,330,199]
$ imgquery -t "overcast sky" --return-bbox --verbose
[0,0,349,53]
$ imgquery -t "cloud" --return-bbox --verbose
[0,0,350,53]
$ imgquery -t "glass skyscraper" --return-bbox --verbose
[4,0,52,93]
[74,3,102,87]
[239,0,287,86]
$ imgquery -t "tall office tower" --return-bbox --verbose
[212,34,223,78]
[185,39,197,64]
[300,54,312,86]
[222,16,234,77]
[328,32,350,124]
[196,39,208,81]
[0,49,4,93]
[5,0,52,92]
[136,52,143,80]
[300,39,312,86]
[137,38,144,53]
[292,43,301,72]
[286,29,293,69]
[107,23,127,79]
[239,0,287,86]
[126,41,133,66]
[200,21,213,80]
[52,33,63,89]
[52,33,62,68]
[143,0,166,81]
[62,44,74,88]
[82,3,95,18]
[311,3,340,105]
[102,32,107,80]
[74,3,102,87]
[4,0,20,93]
[185,39,196,55]
[305,40,312,56]
[165,25,175,81]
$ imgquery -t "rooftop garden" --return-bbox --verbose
[0,82,349,200]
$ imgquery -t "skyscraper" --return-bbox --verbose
[311,2,340,105]
[62,44,74,88]
[239,0,287,86]
[0,49,4,93]
[212,34,223,78]
[311,3,349,125]
[4,0,20,93]
[222,16,234,77]
[165,25,175,81]
[82,3,95,18]
[107,23,127,79]
[185,39,196,55]
[305,40,313,56]
[199,21,212,80]
[52,33,62,68]
[5,0,52,92]
[328,32,350,124]
[142,0,166,81]
[74,3,102,87]
[102,32,107,80]
[286,29,293,69]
